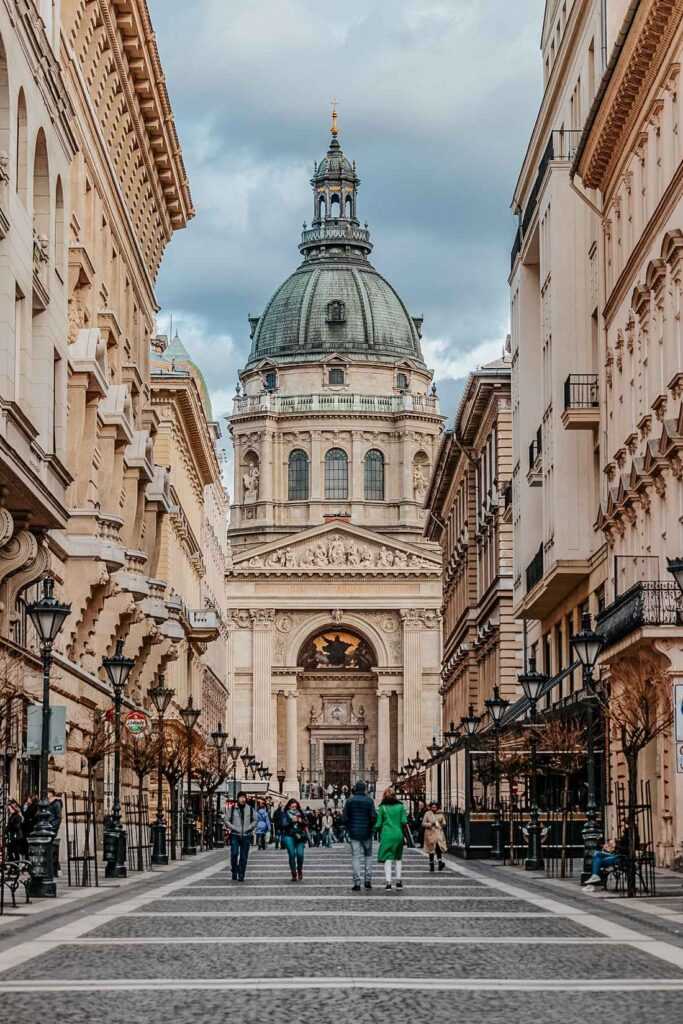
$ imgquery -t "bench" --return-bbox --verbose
[0,859,32,907]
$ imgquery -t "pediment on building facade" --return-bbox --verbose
[230,520,441,577]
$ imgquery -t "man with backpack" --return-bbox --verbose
[227,792,257,881]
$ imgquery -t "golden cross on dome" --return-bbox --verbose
[331,97,338,137]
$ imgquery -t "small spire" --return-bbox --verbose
[331,97,338,137]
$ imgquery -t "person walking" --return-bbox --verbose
[6,800,25,860]
[227,792,257,881]
[422,800,447,872]
[281,798,308,881]
[272,801,284,849]
[374,787,408,890]
[321,809,335,848]
[343,780,376,891]
[255,799,271,851]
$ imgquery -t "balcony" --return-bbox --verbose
[527,427,543,486]
[511,129,583,269]
[526,545,544,593]
[596,581,680,650]
[562,374,599,430]
[299,221,372,251]
[232,392,440,417]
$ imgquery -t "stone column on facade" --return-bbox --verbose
[377,689,391,795]
[351,430,363,502]
[285,690,299,796]
[397,691,404,767]
[400,428,412,521]
[654,640,682,868]
[310,429,322,500]
[401,609,422,761]
[261,429,273,510]
[250,609,275,768]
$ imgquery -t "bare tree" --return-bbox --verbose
[160,734,186,858]
[600,657,672,893]
[193,736,229,849]
[536,717,585,877]
[123,730,160,870]
[82,710,116,802]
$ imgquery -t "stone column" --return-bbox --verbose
[401,609,422,762]
[311,429,322,500]
[250,609,275,767]
[377,690,391,795]
[261,429,273,509]
[285,690,299,795]
[397,691,404,767]
[351,430,363,501]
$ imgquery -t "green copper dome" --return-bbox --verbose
[245,123,425,369]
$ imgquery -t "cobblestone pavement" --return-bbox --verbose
[0,846,682,1023]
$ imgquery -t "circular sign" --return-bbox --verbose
[124,710,148,736]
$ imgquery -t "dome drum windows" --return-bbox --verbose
[364,449,385,501]
[396,371,409,391]
[326,300,346,324]
[288,449,309,501]
[328,366,345,386]
[262,369,278,392]
[324,447,348,500]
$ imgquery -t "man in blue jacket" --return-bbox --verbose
[342,780,377,891]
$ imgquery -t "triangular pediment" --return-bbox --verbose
[231,520,441,576]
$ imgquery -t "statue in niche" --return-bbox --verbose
[243,462,260,502]
[413,463,428,501]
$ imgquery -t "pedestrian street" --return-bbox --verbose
[0,846,683,1023]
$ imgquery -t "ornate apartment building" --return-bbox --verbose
[226,119,443,796]
[424,353,520,731]
[573,0,683,868]
[511,0,683,866]
[0,2,228,801]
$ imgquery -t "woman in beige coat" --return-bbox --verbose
[422,801,447,872]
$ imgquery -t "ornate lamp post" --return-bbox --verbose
[484,686,510,860]
[571,612,605,882]
[180,696,201,855]
[518,657,548,871]
[210,723,227,849]
[240,746,252,787]
[427,737,443,805]
[226,736,242,799]
[101,639,135,878]
[460,705,481,856]
[147,674,175,866]
[25,577,70,897]
[277,768,286,794]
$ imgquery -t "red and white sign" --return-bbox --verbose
[124,710,148,736]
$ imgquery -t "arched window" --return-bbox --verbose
[288,449,309,501]
[0,36,9,166]
[16,89,27,202]
[54,175,64,277]
[318,195,326,220]
[364,449,385,501]
[329,193,340,218]
[345,194,353,218]
[324,448,348,500]
[32,128,49,245]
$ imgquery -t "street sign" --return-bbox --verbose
[124,710,148,736]
[26,706,66,755]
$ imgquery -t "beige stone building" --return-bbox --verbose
[0,2,232,806]
[424,352,520,734]
[573,0,683,868]
[227,120,443,796]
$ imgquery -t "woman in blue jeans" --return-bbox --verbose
[281,798,308,881]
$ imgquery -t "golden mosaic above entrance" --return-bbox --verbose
[298,629,374,671]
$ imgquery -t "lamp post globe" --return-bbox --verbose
[571,612,605,881]
[25,576,70,898]
[484,686,510,860]
[147,675,175,866]
[101,639,135,878]
[518,656,548,871]
[179,696,201,855]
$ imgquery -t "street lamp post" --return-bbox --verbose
[180,696,201,855]
[210,723,227,848]
[102,639,135,878]
[518,656,548,871]
[571,612,605,882]
[460,705,481,857]
[147,675,175,866]
[277,768,286,794]
[25,577,70,897]
[226,736,242,801]
[484,686,510,860]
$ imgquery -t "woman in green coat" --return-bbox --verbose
[374,788,408,889]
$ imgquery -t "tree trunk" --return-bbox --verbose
[625,750,639,897]
[137,772,144,871]
[560,773,569,879]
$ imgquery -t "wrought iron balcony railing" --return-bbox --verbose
[564,373,598,410]
[596,581,680,648]
[526,544,544,593]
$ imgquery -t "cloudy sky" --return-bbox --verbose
[148,0,545,424]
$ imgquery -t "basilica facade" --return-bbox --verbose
[226,119,443,796]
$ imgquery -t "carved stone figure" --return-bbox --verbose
[329,536,346,565]
[413,463,428,500]
[378,545,394,567]
[243,462,260,502]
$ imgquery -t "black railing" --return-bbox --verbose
[596,581,680,648]
[526,544,544,592]
[511,129,583,267]
[528,425,543,472]
[564,373,598,410]
[503,480,513,513]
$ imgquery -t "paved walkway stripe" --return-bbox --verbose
[159,894,519,902]
[40,935,638,946]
